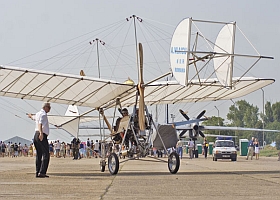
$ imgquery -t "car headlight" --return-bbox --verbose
[215,150,221,154]
[232,151,237,154]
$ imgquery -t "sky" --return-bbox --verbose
[0,0,279,142]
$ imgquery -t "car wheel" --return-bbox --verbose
[231,157,237,162]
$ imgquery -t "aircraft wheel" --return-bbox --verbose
[100,165,105,172]
[168,152,180,174]
[100,159,106,172]
[108,153,119,175]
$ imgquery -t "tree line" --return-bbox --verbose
[202,100,280,150]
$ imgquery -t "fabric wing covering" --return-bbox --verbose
[152,124,178,150]
[0,65,275,109]
[47,115,102,137]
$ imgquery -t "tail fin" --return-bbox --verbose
[65,105,79,116]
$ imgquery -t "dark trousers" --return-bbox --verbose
[33,131,50,175]
[73,148,79,159]
[204,146,208,158]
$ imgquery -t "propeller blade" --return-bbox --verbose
[199,130,205,138]
[189,129,194,139]
[138,43,145,131]
[179,130,187,138]
[196,110,206,119]
[179,109,190,120]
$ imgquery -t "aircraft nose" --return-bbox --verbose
[193,124,199,131]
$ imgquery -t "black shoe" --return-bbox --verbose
[37,173,49,178]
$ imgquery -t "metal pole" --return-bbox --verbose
[171,114,175,123]
[214,106,220,135]
[230,99,236,143]
[96,38,100,78]
[261,88,265,148]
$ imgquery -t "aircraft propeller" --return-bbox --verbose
[138,43,145,131]
[176,109,207,140]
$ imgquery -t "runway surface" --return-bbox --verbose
[0,155,279,199]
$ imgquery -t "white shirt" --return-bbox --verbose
[34,109,50,135]
[188,140,194,148]
[94,141,99,151]
[56,141,61,150]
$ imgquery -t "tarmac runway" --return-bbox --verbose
[0,155,279,200]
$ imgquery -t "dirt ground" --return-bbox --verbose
[0,155,279,199]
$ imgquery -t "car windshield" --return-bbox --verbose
[215,141,234,147]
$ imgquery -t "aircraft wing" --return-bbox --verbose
[119,78,275,107]
[204,134,237,138]
[0,65,135,108]
[200,126,280,132]
[176,125,280,132]
[0,66,275,108]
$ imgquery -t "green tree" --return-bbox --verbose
[227,100,260,140]
[263,101,273,123]
[275,134,280,150]
[272,102,280,122]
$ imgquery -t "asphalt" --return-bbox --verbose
[0,154,279,200]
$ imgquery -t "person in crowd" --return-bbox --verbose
[55,140,61,158]
[6,142,11,157]
[94,140,100,158]
[71,137,80,160]
[28,144,33,157]
[254,138,260,160]
[188,139,194,159]
[246,137,255,160]
[10,142,14,157]
[18,143,22,157]
[23,144,28,157]
[176,139,183,159]
[1,141,6,157]
[14,143,19,157]
[86,138,91,158]
[60,142,66,158]
[203,138,208,159]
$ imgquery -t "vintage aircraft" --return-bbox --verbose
[0,17,276,175]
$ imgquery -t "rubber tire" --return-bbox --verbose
[100,164,105,172]
[231,157,237,161]
[213,155,217,161]
[108,153,119,175]
[168,152,180,174]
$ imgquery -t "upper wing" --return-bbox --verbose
[119,78,275,107]
[0,65,135,108]
[0,65,275,108]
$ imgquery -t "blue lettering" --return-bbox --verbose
[175,68,185,73]
[170,46,187,54]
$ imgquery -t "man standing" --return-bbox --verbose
[188,139,194,159]
[28,102,51,178]
[246,137,255,160]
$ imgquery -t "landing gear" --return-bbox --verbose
[108,153,119,175]
[100,159,106,172]
[168,152,180,174]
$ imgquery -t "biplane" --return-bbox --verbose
[0,17,275,174]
